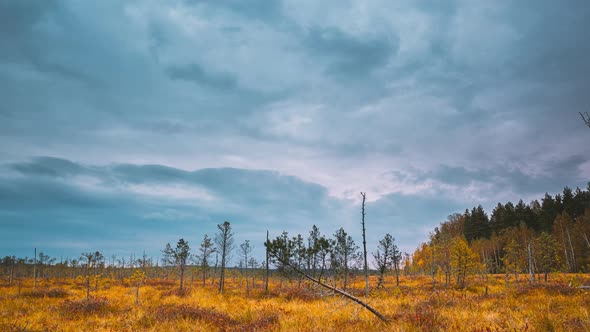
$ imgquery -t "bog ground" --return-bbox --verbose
[1,274,589,332]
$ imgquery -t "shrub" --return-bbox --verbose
[146,304,280,331]
[58,297,114,317]
[21,288,69,298]
[150,303,232,325]
[145,279,176,287]
[161,287,192,297]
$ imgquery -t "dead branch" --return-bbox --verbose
[580,112,590,128]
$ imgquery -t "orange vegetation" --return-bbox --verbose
[1,273,589,331]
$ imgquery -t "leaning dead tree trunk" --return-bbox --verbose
[271,252,389,324]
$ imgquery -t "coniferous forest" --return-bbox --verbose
[413,184,590,288]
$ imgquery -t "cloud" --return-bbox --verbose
[1,157,358,259]
[304,26,398,77]
[1,1,590,260]
[10,156,85,178]
[166,63,237,90]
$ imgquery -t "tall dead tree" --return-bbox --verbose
[361,192,369,297]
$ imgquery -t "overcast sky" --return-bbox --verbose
[1,0,589,263]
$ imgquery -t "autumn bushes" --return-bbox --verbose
[1,274,589,331]
[161,287,192,298]
[142,303,279,331]
[53,292,280,331]
[21,287,69,298]
[58,297,117,317]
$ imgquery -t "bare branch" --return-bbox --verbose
[580,112,590,128]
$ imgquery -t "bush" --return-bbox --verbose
[21,288,69,298]
[146,304,280,331]
[150,304,231,324]
[161,287,192,297]
[145,279,176,287]
[59,297,114,317]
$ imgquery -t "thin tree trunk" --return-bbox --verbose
[265,230,269,293]
[361,192,369,297]
[86,263,90,300]
[202,265,207,287]
[343,261,348,291]
[9,260,14,286]
[180,265,184,291]
[566,228,576,271]
[560,224,572,271]
[33,248,37,290]
[527,242,534,284]
[219,245,226,294]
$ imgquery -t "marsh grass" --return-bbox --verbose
[0,274,588,331]
[21,288,69,299]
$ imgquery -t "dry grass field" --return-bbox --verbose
[1,273,589,331]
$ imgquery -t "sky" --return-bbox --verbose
[1,0,590,264]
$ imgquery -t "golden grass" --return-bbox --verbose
[1,274,589,331]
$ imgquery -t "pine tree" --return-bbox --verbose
[162,239,191,292]
[534,232,560,281]
[197,234,215,287]
[333,227,359,291]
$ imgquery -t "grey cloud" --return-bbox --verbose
[0,0,96,84]
[0,156,359,258]
[0,176,115,210]
[0,0,58,60]
[366,192,465,249]
[166,63,237,90]
[10,156,85,178]
[4,156,337,224]
[305,27,398,78]
[184,0,284,23]
[428,155,589,200]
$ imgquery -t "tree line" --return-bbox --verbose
[3,185,589,295]
[412,184,590,287]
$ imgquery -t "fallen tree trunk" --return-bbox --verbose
[272,253,389,324]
